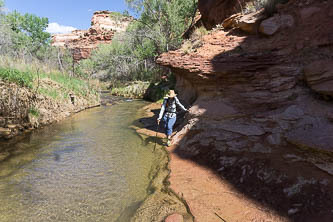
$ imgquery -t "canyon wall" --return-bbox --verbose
[51,11,134,61]
[158,0,333,221]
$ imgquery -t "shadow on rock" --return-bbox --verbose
[157,1,333,221]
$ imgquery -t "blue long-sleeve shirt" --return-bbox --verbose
[158,96,187,120]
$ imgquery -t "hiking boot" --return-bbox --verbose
[167,140,171,147]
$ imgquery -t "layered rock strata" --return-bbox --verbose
[158,0,333,221]
[51,11,133,61]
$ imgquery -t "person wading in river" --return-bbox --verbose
[157,90,188,146]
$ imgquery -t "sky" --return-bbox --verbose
[4,0,132,34]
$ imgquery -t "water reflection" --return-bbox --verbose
[0,99,155,221]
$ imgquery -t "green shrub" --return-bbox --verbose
[28,107,39,117]
[181,39,203,54]
[0,67,34,88]
[181,40,193,54]
[191,26,208,40]
[111,81,150,98]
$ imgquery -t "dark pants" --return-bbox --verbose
[163,116,176,136]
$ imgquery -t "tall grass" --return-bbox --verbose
[0,55,99,100]
[39,72,93,97]
[0,67,34,88]
[28,106,40,117]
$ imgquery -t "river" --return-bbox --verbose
[0,99,157,221]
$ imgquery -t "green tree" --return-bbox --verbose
[0,0,4,12]
[5,10,22,33]
[20,13,50,45]
[126,0,197,52]
[5,10,50,54]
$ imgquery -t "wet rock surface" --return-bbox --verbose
[157,0,333,221]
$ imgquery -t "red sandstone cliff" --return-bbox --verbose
[51,11,134,61]
[158,0,333,221]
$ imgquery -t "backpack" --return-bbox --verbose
[164,97,176,113]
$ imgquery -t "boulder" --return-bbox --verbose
[304,60,333,96]
[222,10,265,34]
[259,14,294,35]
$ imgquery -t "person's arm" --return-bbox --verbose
[175,97,187,112]
[158,99,167,120]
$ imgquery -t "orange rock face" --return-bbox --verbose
[51,11,134,61]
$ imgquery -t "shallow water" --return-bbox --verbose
[0,99,155,221]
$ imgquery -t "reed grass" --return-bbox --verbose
[0,55,99,100]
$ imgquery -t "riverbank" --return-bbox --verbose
[131,103,193,222]
[0,79,100,140]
